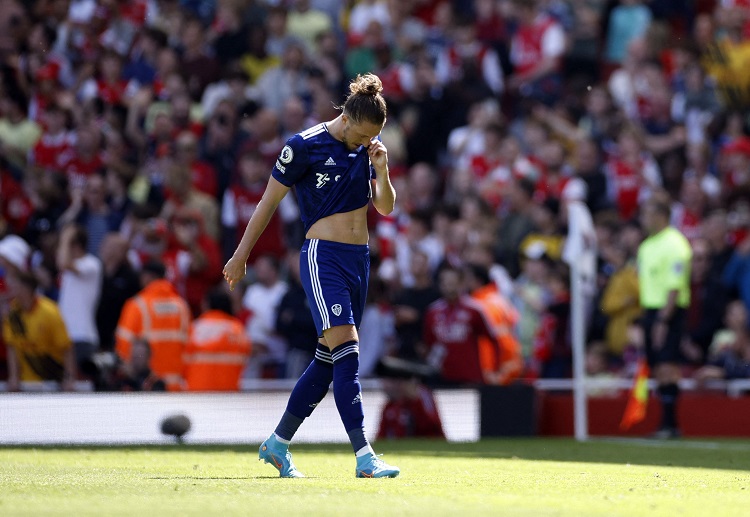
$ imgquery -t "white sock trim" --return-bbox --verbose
[355,445,375,458]
[273,433,291,445]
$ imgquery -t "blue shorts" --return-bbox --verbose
[300,238,370,337]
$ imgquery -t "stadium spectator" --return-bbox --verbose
[115,260,191,391]
[465,263,523,385]
[519,198,564,262]
[600,242,641,360]
[179,16,221,102]
[376,357,445,440]
[512,245,551,363]
[604,0,653,68]
[571,138,611,215]
[435,14,504,96]
[286,0,333,55]
[56,224,103,370]
[184,289,252,391]
[494,178,537,278]
[0,164,33,236]
[392,249,440,360]
[507,0,566,106]
[58,173,122,257]
[242,254,288,378]
[533,261,572,378]
[110,338,167,392]
[29,104,73,174]
[173,131,218,199]
[163,206,222,317]
[96,233,140,352]
[702,210,734,279]
[160,161,219,240]
[349,0,390,44]
[198,99,246,200]
[254,38,311,115]
[694,300,750,382]
[423,265,502,384]
[2,270,74,391]
[683,238,728,365]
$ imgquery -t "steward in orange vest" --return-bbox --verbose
[115,261,191,391]
[185,289,252,391]
[465,264,523,385]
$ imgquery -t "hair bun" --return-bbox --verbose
[349,73,383,97]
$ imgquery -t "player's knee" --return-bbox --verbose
[322,325,358,349]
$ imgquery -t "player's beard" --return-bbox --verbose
[341,126,358,151]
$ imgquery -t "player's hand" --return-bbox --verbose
[223,255,247,291]
[367,138,388,173]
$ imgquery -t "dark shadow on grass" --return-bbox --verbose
[5,438,750,472]
[148,476,254,480]
[148,476,315,480]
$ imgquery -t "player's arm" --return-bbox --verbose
[224,137,305,290]
[223,177,290,290]
[368,139,396,216]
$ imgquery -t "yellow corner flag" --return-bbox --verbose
[620,358,650,431]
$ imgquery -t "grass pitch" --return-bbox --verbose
[1,439,749,516]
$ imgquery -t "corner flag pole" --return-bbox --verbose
[562,187,595,442]
[571,259,588,442]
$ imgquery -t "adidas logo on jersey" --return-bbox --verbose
[325,157,336,166]
[352,393,362,405]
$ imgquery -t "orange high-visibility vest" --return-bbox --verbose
[471,284,523,385]
[184,310,252,391]
[115,279,191,391]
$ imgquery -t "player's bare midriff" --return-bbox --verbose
[306,205,369,245]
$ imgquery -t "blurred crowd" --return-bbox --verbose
[1,0,750,394]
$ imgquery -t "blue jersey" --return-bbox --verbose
[271,123,375,233]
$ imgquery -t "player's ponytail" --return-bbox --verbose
[342,73,387,126]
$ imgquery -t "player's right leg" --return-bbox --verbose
[259,342,333,477]
[259,434,305,478]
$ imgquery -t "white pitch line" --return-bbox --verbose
[593,437,750,452]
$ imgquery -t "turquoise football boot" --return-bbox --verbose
[259,435,305,478]
[355,454,400,478]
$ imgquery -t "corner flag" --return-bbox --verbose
[620,358,650,430]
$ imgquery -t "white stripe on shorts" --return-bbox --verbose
[308,239,330,329]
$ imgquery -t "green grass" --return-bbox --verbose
[1,439,749,516]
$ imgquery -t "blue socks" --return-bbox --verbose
[273,340,374,458]
[332,341,372,456]
[274,343,333,442]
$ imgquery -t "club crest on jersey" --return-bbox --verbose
[316,172,330,188]
[279,145,294,164]
[331,303,342,316]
